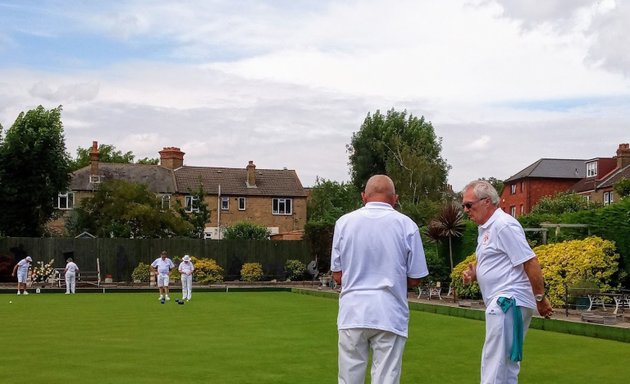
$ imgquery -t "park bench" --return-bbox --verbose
[52,258,101,288]
[580,312,617,325]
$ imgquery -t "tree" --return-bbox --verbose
[67,179,193,238]
[176,185,211,238]
[68,143,158,171]
[223,221,271,240]
[347,109,450,224]
[613,177,630,198]
[0,105,71,236]
[532,191,600,215]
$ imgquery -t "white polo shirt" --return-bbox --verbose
[65,262,79,274]
[16,259,30,274]
[178,261,194,275]
[151,257,174,275]
[475,208,536,309]
[331,202,429,338]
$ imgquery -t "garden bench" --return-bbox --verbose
[580,312,617,325]
[77,270,101,287]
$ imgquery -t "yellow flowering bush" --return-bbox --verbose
[450,254,481,299]
[191,256,224,284]
[240,262,263,282]
[535,236,619,305]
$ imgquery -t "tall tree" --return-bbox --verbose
[0,105,71,236]
[347,109,450,224]
[176,184,211,238]
[68,143,158,171]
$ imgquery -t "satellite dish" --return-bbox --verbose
[307,260,319,279]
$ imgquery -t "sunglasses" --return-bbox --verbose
[462,198,487,210]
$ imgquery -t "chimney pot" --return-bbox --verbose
[246,160,257,188]
[159,147,185,169]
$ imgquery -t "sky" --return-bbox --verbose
[1,0,629,191]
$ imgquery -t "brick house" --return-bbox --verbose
[499,159,586,217]
[50,142,307,239]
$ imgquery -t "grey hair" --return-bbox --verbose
[462,180,499,205]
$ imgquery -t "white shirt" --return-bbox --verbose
[16,259,30,274]
[65,262,79,274]
[178,261,194,275]
[151,257,174,275]
[475,208,536,309]
[331,202,429,337]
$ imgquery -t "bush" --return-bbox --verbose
[284,259,306,281]
[241,262,263,282]
[131,262,151,282]
[450,254,481,300]
[192,257,224,284]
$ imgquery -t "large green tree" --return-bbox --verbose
[223,221,271,240]
[67,179,193,238]
[68,143,158,171]
[0,105,71,236]
[347,109,450,224]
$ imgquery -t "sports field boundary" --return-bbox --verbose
[291,288,630,343]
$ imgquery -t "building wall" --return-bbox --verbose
[500,178,580,217]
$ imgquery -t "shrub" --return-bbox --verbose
[284,259,306,281]
[131,262,151,282]
[223,222,270,240]
[241,262,263,282]
[169,256,182,281]
[191,257,224,284]
[450,254,481,299]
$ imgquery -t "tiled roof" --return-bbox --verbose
[505,159,586,182]
[174,166,307,197]
[71,163,176,193]
[596,164,630,189]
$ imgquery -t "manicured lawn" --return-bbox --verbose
[1,291,628,383]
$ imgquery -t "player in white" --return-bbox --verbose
[11,256,33,295]
[461,180,553,384]
[64,257,80,294]
[151,250,175,301]
[178,255,194,301]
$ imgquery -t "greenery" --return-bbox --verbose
[347,108,450,224]
[426,203,465,272]
[2,292,630,384]
[532,191,601,215]
[176,185,211,238]
[191,256,224,284]
[450,253,481,299]
[223,222,271,240]
[240,262,263,281]
[0,105,71,236]
[284,259,306,281]
[613,178,630,198]
[68,143,158,171]
[131,262,151,282]
[67,179,194,238]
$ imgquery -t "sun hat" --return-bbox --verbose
[25,256,33,262]
[183,255,191,262]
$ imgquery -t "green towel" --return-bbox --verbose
[497,296,523,362]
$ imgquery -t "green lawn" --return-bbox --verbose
[1,291,628,383]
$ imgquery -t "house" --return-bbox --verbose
[571,143,630,205]
[49,142,307,239]
[499,159,586,217]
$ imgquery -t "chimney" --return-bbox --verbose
[246,160,257,188]
[159,147,185,169]
[90,141,99,176]
[616,143,630,168]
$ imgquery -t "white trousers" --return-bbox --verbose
[338,328,407,384]
[65,272,76,294]
[181,274,192,299]
[481,300,533,384]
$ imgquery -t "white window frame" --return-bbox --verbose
[160,194,171,210]
[238,197,246,211]
[510,206,516,217]
[586,161,597,177]
[185,195,199,213]
[603,191,613,205]
[57,192,75,210]
[272,198,293,215]
[511,184,516,194]
[221,196,229,210]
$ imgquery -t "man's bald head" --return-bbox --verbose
[362,175,397,206]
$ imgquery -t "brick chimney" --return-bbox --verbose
[159,147,185,169]
[616,143,630,168]
[90,141,99,176]
[246,160,257,188]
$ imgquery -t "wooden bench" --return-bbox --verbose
[581,312,617,325]
[53,269,101,287]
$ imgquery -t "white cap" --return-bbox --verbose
[183,255,191,262]
[25,256,32,262]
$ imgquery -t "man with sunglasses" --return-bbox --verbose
[461,180,552,384]
[331,175,429,384]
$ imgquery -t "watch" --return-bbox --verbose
[535,293,546,302]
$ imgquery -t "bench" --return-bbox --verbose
[581,312,617,325]
[53,269,101,287]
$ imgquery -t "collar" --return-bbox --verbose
[479,207,501,230]
[364,201,394,209]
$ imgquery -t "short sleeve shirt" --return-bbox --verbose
[178,261,194,275]
[475,209,536,309]
[65,262,79,274]
[151,257,174,275]
[17,259,30,274]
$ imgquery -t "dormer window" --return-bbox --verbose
[586,161,597,177]
[89,175,101,184]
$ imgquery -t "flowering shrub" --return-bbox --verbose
[450,253,481,299]
[191,257,224,284]
[131,262,151,282]
[31,259,55,283]
[284,259,306,281]
[240,262,263,282]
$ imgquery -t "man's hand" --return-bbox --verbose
[462,263,476,285]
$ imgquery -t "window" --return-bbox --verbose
[511,184,516,194]
[160,195,171,210]
[520,182,524,192]
[586,162,597,177]
[221,196,229,210]
[272,198,292,215]
[603,191,614,205]
[185,195,199,213]
[238,197,246,211]
[89,175,101,184]
[510,206,516,217]
[57,192,74,210]
[520,205,524,215]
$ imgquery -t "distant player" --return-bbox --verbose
[64,257,80,294]
[151,251,175,301]
[12,256,33,295]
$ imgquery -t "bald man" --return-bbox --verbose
[331,175,429,384]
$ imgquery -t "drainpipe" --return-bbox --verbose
[217,184,221,239]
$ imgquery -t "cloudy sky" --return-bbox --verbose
[1,0,629,191]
